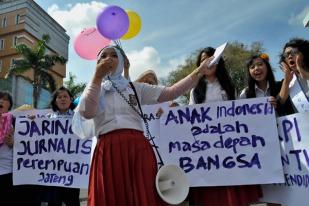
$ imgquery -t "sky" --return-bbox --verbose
[34,0,309,83]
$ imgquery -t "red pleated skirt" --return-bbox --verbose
[189,185,262,206]
[88,129,167,206]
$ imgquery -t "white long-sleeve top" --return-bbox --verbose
[189,79,228,104]
[83,82,164,136]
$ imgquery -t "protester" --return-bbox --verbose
[0,91,15,204]
[73,45,213,206]
[189,47,235,104]
[296,52,309,79]
[279,38,309,112]
[135,69,159,85]
[188,47,261,206]
[39,86,80,206]
[239,53,294,116]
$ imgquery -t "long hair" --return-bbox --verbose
[245,55,276,98]
[50,86,75,112]
[193,47,235,103]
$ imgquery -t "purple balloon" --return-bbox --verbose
[96,5,129,40]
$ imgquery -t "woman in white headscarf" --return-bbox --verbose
[135,69,159,85]
[73,45,213,206]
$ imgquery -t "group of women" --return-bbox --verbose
[0,87,81,205]
[0,37,308,206]
[72,37,308,206]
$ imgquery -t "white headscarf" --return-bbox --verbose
[98,46,129,112]
[72,45,129,138]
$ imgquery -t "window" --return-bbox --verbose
[15,14,20,24]
[14,76,51,109]
[10,58,16,68]
[2,17,7,27]
[15,76,33,107]
[13,36,18,47]
[0,39,4,50]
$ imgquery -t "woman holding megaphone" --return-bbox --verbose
[73,45,213,206]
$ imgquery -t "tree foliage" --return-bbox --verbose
[7,34,67,108]
[164,41,264,104]
[64,72,86,99]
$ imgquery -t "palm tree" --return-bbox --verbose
[6,34,67,108]
[64,72,86,99]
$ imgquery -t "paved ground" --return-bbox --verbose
[79,189,88,206]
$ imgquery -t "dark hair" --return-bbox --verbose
[50,86,75,112]
[245,55,276,98]
[0,91,13,111]
[193,47,235,103]
[280,38,309,71]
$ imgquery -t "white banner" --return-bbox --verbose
[143,97,284,187]
[261,112,309,206]
[289,75,309,112]
[13,111,93,188]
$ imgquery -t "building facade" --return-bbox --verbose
[0,0,69,108]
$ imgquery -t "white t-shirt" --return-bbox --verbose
[189,79,228,104]
[93,82,165,136]
[0,143,13,175]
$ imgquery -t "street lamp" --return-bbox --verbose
[304,11,309,27]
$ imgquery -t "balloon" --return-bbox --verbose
[73,96,80,106]
[121,10,142,40]
[96,5,129,40]
[74,27,111,60]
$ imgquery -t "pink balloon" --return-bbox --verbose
[74,27,111,60]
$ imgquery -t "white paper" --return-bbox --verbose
[143,97,284,187]
[209,42,227,67]
[261,112,309,206]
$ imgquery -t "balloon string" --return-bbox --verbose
[113,39,123,49]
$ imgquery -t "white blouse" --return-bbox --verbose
[189,79,228,104]
[239,82,270,99]
[91,82,164,136]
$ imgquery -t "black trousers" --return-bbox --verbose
[40,186,80,206]
[0,173,14,205]
[0,173,41,206]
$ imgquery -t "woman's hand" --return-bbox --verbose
[155,108,164,118]
[296,54,308,79]
[92,58,116,85]
[268,96,277,109]
[280,61,294,84]
[191,56,215,81]
[198,56,215,73]
[4,128,14,148]
[278,61,294,104]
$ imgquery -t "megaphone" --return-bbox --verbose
[155,164,189,205]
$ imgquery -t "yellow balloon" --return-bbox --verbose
[121,10,142,40]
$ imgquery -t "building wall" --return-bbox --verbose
[0,0,70,108]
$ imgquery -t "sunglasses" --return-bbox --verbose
[283,48,300,58]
